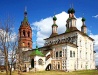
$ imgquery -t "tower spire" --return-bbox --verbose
[25,6,27,12]
[23,7,28,23]
[24,6,27,18]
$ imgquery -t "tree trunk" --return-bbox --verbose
[5,55,9,75]
[4,48,9,75]
[9,64,12,75]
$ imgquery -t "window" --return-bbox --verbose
[70,51,72,57]
[80,40,82,46]
[90,44,92,50]
[22,42,25,46]
[28,31,30,37]
[90,53,91,59]
[81,64,82,68]
[80,51,81,58]
[56,51,58,57]
[85,41,87,48]
[73,51,75,57]
[59,51,62,57]
[23,30,25,36]
[38,59,43,65]
[58,62,60,70]
[86,52,87,59]
[28,43,30,47]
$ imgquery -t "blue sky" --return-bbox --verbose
[0,0,98,34]
[0,0,98,65]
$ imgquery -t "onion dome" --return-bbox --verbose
[71,8,75,13]
[68,8,72,13]
[23,9,28,23]
[82,17,86,21]
[24,11,27,15]
[53,16,57,21]
[68,8,75,14]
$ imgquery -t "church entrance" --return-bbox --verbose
[31,59,34,68]
[45,64,51,71]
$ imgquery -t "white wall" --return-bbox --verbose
[34,56,45,71]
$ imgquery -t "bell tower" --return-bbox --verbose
[18,8,32,51]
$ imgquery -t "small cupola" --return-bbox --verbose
[81,17,87,34]
[68,8,75,18]
[50,16,58,37]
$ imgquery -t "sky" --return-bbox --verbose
[0,0,98,65]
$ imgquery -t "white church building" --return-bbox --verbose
[17,7,96,72]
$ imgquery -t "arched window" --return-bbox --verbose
[38,59,43,65]
[28,31,30,37]
[80,40,82,46]
[86,52,87,59]
[70,51,72,57]
[22,42,25,46]
[28,42,30,47]
[23,30,25,36]
[58,62,60,70]
[59,51,62,57]
[73,51,75,57]
[56,51,58,57]
[80,51,81,58]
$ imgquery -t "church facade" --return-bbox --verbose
[17,7,95,72]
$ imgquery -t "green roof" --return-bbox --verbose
[52,24,58,27]
[23,17,28,23]
[65,28,70,33]
[30,46,44,56]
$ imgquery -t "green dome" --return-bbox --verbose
[53,16,57,21]
[68,8,72,13]
[68,8,75,13]
[71,8,75,13]
[82,17,86,21]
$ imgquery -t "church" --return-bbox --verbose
[16,7,96,72]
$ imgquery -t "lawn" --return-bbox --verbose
[0,70,98,75]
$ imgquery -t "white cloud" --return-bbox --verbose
[90,34,98,51]
[32,11,82,47]
[92,15,98,18]
[0,29,17,42]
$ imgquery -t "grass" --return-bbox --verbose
[0,70,98,75]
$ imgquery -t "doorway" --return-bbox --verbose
[31,59,34,68]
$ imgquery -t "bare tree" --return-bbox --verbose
[8,37,18,75]
[16,47,24,75]
[0,15,16,75]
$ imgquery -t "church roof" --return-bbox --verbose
[50,33,58,37]
[23,17,28,23]
[44,30,94,41]
[30,46,44,56]
[19,8,30,27]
